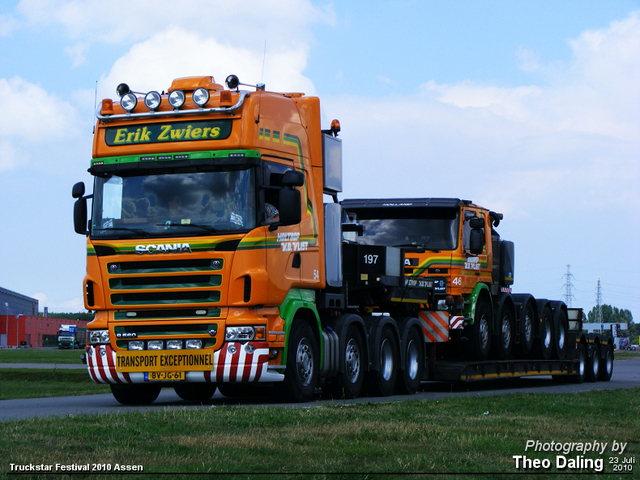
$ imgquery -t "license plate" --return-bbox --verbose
[145,371,185,381]
[116,351,214,372]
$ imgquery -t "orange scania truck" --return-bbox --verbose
[73,74,613,404]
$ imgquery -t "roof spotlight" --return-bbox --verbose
[168,90,185,109]
[144,91,162,111]
[116,83,131,97]
[192,87,210,107]
[120,92,137,112]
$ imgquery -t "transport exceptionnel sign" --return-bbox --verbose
[104,120,232,146]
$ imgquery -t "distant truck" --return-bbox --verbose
[57,325,86,349]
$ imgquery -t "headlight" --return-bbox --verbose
[225,326,265,341]
[192,87,210,107]
[186,339,203,349]
[168,90,185,109]
[166,340,183,350]
[144,91,162,110]
[89,330,110,345]
[147,340,163,350]
[120,93,137,112]
[128,341,144,351]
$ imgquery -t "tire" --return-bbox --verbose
[396,327,423,395]
[572,344,586,384]
[553,309,568,360]
[329,325,365,399]
[467,299,491,361]
[516,301,535,357]
[174,383,217,401]
[586,343,600,383]
[282,321,318,402]
[533,307,553,360]
[493,306,514,360]
[110,384,161,405]
[599,344,614,382]
[367,327,398,396]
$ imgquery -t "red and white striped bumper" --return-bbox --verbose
[86,343,284,384]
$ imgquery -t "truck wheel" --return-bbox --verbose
[572,344,586,383]
[516,301,535,357]
[396,327,423,395]
[367,327,398,396]
[468,299,491,361]
[598,344,614,382]
[174,383,217,401]
[533,307,553,360]
[493,307,514,360]
[110,384,161,405]
[329,325,365,399]
[553,309,568,360]
[283,321,318,402]
[586,344,600,382]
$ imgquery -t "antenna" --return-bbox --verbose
[256,40,267,124]
[93,80,98,134]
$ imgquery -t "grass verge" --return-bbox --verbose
[0,369,110,400]
[0,348,85,364]
[2,388,638,479]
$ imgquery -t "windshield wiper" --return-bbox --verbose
[393,243,440,253]
[94,227,150,236]
[157,222,219,233]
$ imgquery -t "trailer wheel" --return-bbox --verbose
[598,344,613,382]
[283,321,318,402]
[110,384,161,405]
[329,325,365,399]
[553,309,568,360]
[516,301,535,357]
[468,299,491,361]
[533,306,553,360]
[367,327,398,396]
[174,383,217,401]
[397,327,423,395]
[586,343,600,382]
[572,344,586,384]
[493,307,514,360]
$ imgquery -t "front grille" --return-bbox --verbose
[114,308,221,320]
[108,258,225,307]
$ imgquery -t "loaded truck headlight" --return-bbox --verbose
[225,326,266,342]
[168,90,185,109]
[166,340,183,350]
[147,340,163,350]
[192,87,210,107]
[120,93,137,112]
[128,341,144,351]
[185,339,203,349]
[144,91,162,110]
[89,330,110,345]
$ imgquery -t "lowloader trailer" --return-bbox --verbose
[72,74,612,404]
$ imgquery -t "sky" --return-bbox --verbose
[0,0,638,323]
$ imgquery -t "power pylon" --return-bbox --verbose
[595,278,603,324]
[562,264,575,307]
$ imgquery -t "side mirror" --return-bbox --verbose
[282,170,304,187]
[469,229,484,255]
[278,188,301,226]
[72,182,85,199]
[469,217,484,229]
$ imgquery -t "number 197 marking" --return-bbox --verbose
[364,254,378,264]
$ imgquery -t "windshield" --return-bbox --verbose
[343,207,459,250]
[91,168,256,238]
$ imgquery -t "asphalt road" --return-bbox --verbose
[1,359,638,422]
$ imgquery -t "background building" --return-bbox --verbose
[1,286,88,348]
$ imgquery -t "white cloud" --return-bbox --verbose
[97,27,315,100]
[0,77,81,172]
[65,42,90,67]
[16,0,334,49]
[0,13,19,36]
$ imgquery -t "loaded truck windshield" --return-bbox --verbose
[91,168,256,238]
[344,206,459,251]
